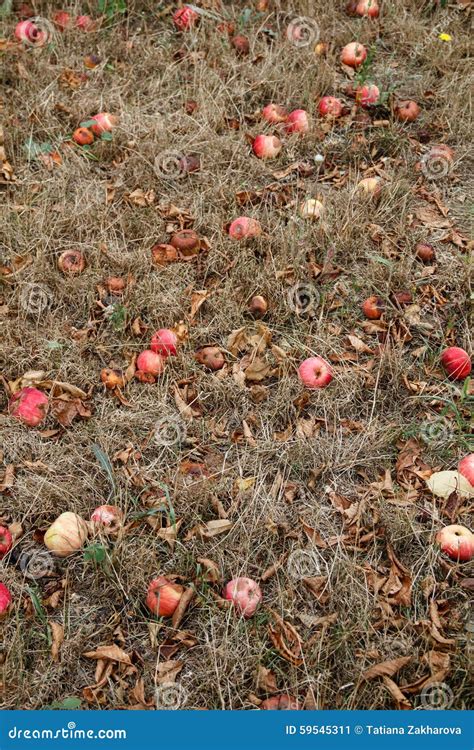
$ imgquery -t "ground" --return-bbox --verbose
[0,0,472,711]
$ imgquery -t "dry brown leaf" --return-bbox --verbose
[190,289,211,319]
[362,655,412,680]
[0,465,15,492]
[347,334,374,354]
[156,660,183,685]
[50,622,64,662]
[83,644,132,664]
[382,676,412,709]
[171,586,195,629]
[196,557,221,583]
[256,665,278,695]
[268,611,303,666]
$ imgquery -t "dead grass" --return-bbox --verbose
[0,0,472,710]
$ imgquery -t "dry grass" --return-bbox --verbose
[0,0,472,710]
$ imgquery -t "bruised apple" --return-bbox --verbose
[223,577,262,618]
[9,387,48,427]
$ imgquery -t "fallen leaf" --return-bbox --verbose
[50,622,64,662]
[362,655,412,680]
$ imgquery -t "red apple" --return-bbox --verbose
[262,103,288,124]
[440,347,471,381]
[362,295,384,319]
[285,109,309,134]
[151,329,178,357]
[298,356,333,389]
[136,350,165,377]
[173,6,199,31]
[318,96,343,118]
[355,0,380,18]
[91,505,123,533]
[355,83,380,108]
[9,387,48,427]
[146,576,183,617]
[395,100,420,122]
[458,454,474,487]
[340,42,367,68]
[223,577,262,618]
[195,346,225,370]
[0,583,12,618]
[53,10,71,31]
[252,135,282,159]
[14,19,47,45]
[415,242,435,262]
[90,112,118,136]
[248,295,268,318]
[72,127,94,146]
[58,249,86,274]
[76,15,93,30]
[232,35,250,55]
[0,526,13,559]
[436,524,474,562]
[228,217,262,240]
